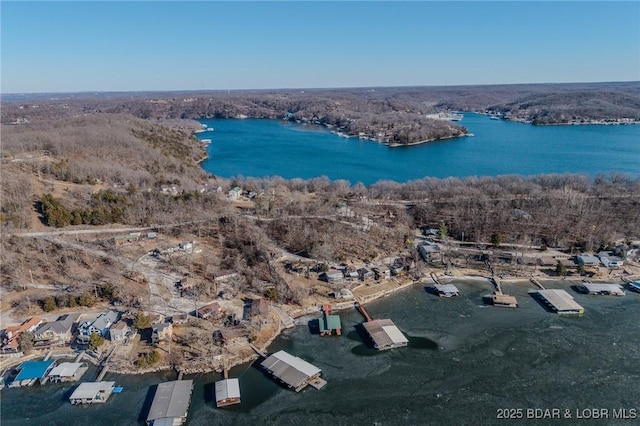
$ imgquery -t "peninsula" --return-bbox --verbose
[1,84,639,377]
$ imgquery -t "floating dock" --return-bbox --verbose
[433,283,459,297]
[491,278,518,307]
[215,378,241,407]
[492,293,518,308]
[146,380,194,426]
[582,282,625,296]
[536,289,584,316]
[69,381,116,405]
[361,319,409,350]
[260,350,325,392]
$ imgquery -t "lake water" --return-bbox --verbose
[198,115,639,184]
[2,280,639,425]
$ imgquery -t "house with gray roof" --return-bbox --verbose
[33,313,80,345]
[79,311,119,337]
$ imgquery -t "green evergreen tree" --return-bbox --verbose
[89,332,105,351]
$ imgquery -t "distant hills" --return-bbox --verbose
[2,82,639,145]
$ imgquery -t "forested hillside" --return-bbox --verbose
[4,82,637,146]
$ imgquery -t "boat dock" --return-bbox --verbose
[354,300,374,322]
[490,278,518,308]
[69,381,116,405]
[530,278,546,290]
[260,350,325,392]
[433,283,459,297]
[361,319,409,350]
[535,289,584,316]
[319,304,342,336]
[582,282,625,296]
[146,380,194,426]
[215,378,241,407]
[354,298,407,350]
[95,346,117,381]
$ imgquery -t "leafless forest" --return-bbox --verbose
[1,85,639,312]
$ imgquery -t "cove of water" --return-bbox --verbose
[2,280,639,425]
[198,114,639,185]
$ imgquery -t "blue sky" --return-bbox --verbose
[1,1,639,93]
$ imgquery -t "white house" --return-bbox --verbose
[79,311,119,337]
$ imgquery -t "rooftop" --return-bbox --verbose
[582,283,625,296]
[261,350,321,390]
[362,319,408,350]
[15,360,55,381]
[48,362,86,378]
[147,380,194,424]
[319,315,342,333]
[215,378,241,403]
[69,381,115,401]
[537,289,585,314]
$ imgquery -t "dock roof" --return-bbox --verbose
[537,289,584,313]
[147,380,194,424]
[362,319,408,350]
[434,284,459,295]
[261,350,321,389]
[215,378,240,402]
[69,381,115,400]
[582,283,625,295]
[319,315,341,333]
[48,362,85,378]
[15,360,55,381]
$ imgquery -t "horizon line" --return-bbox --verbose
[2,80,638,97]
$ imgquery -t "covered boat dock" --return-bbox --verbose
[214,378,241,407]
[433,284,459,297]
[260,350,325,392]
[582,283,625,296]
[69,381,116,404]
[146,379,194,426]
[10,359,55,387]
[536,289,584,316]
[361,318,409,350]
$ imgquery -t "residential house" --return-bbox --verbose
[109,321,130,342]
[598,251,624,268]
[79,311,119,337]
[196,302,222,320]
[418,243,441,263]
[577,254,600,266]
[250,298,269,317]
[33,313,80,345]
[152,323,173,345]
[228,187,242,200]
[319,271,344,283]
[357,267,374,281]
[2,316,43,351]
